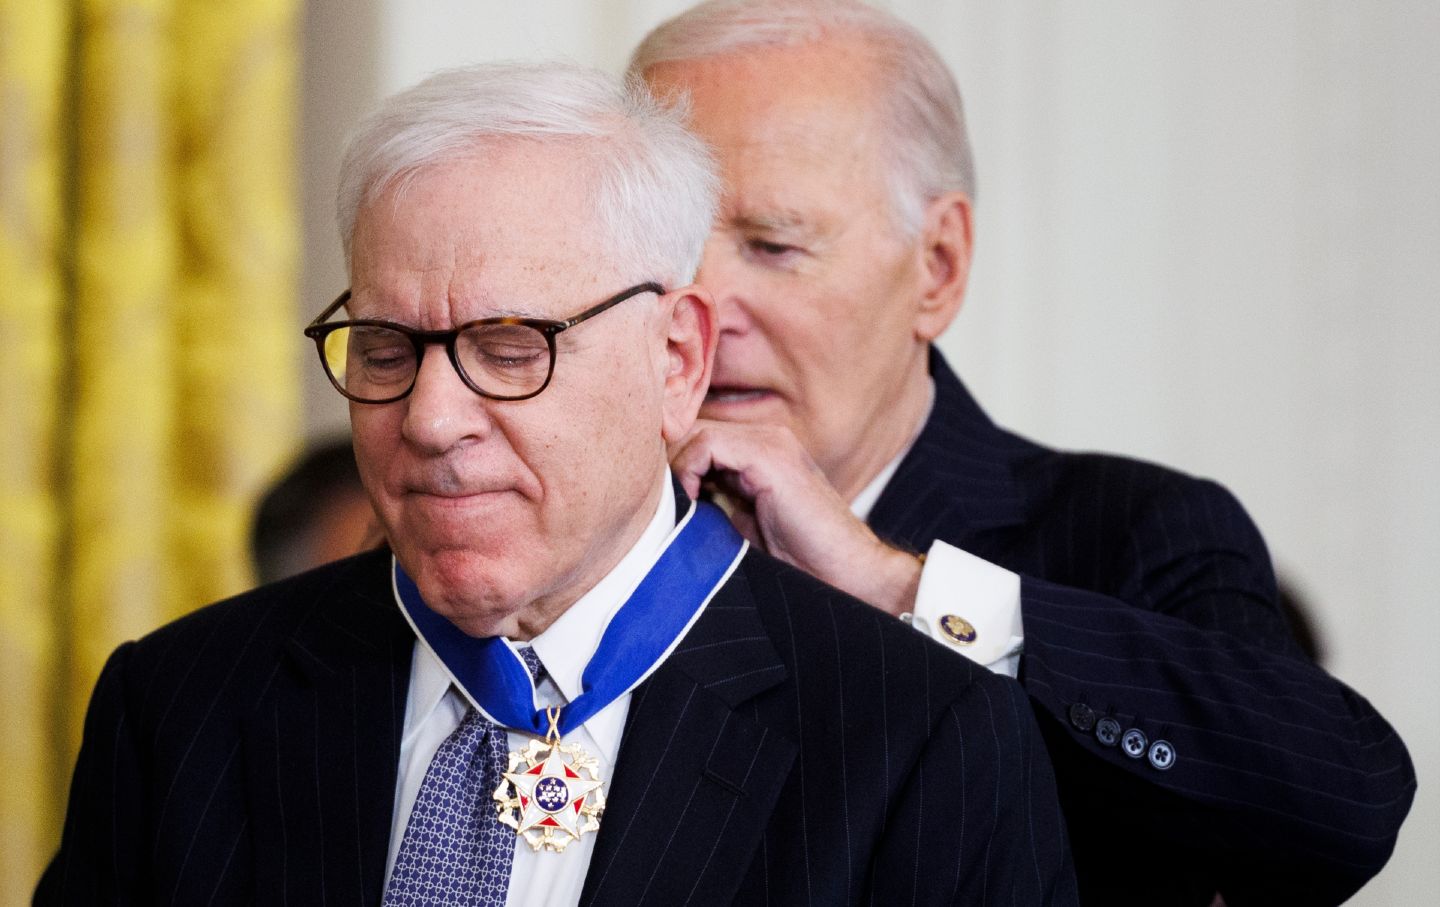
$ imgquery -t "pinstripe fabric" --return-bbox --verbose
[580,549,1075,906]
[36,553,412,905]
[866,349,1416,905]
[37,498,1077,905]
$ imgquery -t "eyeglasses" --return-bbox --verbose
[304,282,664,404]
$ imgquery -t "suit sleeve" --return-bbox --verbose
[875,672,1079,906]
[1016,476,1415,903]
[34,642,145,905]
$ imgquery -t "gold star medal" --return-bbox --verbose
[494,706,606,852]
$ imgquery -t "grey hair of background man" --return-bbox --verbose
[336,62,718,287]
[628,0,975,238]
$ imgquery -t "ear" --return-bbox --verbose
[912,191,974,342]
[658,284,717,444]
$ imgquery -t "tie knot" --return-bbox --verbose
[518,645,545,684]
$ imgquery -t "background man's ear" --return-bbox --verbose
[659,285,716,444]
[913,191,974,342]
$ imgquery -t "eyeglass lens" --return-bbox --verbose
[322,323,554,401]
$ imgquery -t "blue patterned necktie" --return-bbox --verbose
[384,646,546,906]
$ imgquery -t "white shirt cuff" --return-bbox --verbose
[901,540,1024,677]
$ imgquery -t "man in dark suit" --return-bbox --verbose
[38,62,1074,905]
[632,1,1416,903]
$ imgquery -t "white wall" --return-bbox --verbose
[301,3,1440,902]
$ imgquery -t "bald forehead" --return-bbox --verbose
[644,38,895,228]
[646,34,888,129]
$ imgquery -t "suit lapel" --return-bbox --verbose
[869,348,1029,549]
[580,555,797,907]
[244,552,413,905]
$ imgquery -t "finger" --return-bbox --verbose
[668,432,716,500]
[671,423,783,501]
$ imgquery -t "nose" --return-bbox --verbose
[399,344,491,454]
[696,236,752,336]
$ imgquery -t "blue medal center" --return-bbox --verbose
[535,776,570,813]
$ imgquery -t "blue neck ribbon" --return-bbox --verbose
[393,499,746,737]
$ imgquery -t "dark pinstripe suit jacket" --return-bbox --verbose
[37,530,1077,904]
[867,350,1415,905]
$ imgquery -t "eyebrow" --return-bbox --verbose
[730,210,814,235]
[474,307,536,320]
[347,294,540,323]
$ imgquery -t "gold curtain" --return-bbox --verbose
[0,1,70,894]
[0,0,300,896]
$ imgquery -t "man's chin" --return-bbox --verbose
[419,584,530,640]
[400,550,533,638]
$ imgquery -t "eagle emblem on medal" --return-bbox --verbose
[494,707,606,852]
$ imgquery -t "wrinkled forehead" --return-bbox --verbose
[347,145,629,322]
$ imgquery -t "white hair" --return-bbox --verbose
[337,62,718,286]
[629,0,975,236]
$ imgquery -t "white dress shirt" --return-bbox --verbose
[850,380,1026,677]
[384,472,677,907]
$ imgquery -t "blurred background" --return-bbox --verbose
[1,1,1435,902]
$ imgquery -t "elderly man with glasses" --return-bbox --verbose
[38,62,1075,906]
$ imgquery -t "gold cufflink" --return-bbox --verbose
[939,614,977,645]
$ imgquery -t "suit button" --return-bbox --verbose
[1121,728,1148,758]
[1095,717,1122,746]
[1068,703,1096,732]
[1148,739,1176,771]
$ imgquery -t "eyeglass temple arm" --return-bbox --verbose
[306,289,353,332]
[556,282,665,329]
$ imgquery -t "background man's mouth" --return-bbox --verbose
[705,388,770,404]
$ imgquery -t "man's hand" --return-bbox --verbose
[670,419,922,617]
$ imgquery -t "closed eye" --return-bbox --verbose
[744,238,804,266]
